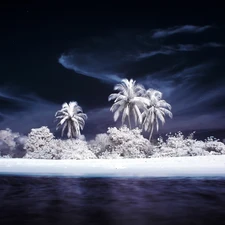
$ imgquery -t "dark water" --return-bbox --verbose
[0,176,225,225]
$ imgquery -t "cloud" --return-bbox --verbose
[58,29,225,82]
[2,26,224,138]
[202,42,225,48]
[0,89,32,105]
[86,60,225,136]
[85,107,114,134]
[0,88,60,135]
[56,27,225,134]
[59,53,122,83]
[152,25,212,38]
[161,112,225,134]
[139,61,225,117]
[136,49,175,60]
[136,43,225,60]
[172,43,224,52]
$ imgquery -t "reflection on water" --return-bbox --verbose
[0,176,225,225]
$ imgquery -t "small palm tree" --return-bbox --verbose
[142,89,172,141]
[108,79,148,129]
[55,101,87,138]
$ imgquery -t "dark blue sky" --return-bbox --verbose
[0,2,225,139]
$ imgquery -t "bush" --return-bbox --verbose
[90,126,152,159]
[151,131,225,157]
[24,126,58,159]
[0,128,27,158]
[204,136,225,154]
[88,133,112,156]
[56,139,96,160]
[24,126,96,159]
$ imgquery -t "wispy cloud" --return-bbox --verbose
[162,112,225,133]
[136,42,225,60]
[0,89,32,105]
[139,62,224,110]
[171,42,224,51]
[152,25,212,38]
[10,26,223,136]
[0,88,60,134]
[136,49,175,60]
[202,42,225,48]
[59,54,122,83]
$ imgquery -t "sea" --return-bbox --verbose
[0,175,225,225]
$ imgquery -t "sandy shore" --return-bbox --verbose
[0,155,225,177]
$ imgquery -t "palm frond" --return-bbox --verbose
[55,101,87,138]
[158,100,172,110]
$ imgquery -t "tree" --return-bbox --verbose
[55,101,87,138]
[142,89,172,141]
[108,79,148,129]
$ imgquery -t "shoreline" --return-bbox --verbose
[0,155,225,177]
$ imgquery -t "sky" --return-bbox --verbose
[0,2,225,140]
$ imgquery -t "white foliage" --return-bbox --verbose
[24,126,59,159]
[0,154,11,158]
[204,136,225,153]
[55,101,87,138]
[0,128,27,158]
[88,126,152,159]
[106,126,152,158]
[142,89,172,141]
[109,78,172,141]
[108,79,148,128]
[24,126,54,152]
[0,128,19,150]
[88,133,112,155]
[24,126,96,160]
[98,151,122,159]
[151,131,225,157]
[57,139,96,160]
[78,134,86,141]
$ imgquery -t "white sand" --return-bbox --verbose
[0,155,225,177]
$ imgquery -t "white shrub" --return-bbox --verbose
[0,128,27,158]
[24,126,57,159]
[98,151,122,159]
[165,131,186,149]
[88,133,112,156]
[151,131,224,157]
[106,126,152,158]
[24,126,54,152]
[204,136,225,154]
[24,126,96,160]
[88,126,152,159]
[57,139,96,160]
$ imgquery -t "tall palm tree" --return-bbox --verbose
[142,89,172,141]
[108,79,148,129]
[55,101,87,138]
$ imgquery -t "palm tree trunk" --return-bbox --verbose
[149,126,154,142]
[128,114,131,129]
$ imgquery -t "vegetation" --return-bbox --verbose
[55,101,87,139]
[109,79,172,140]
[108,79,148,129]
[1,127,225,159]
[142,89,172,141]
[24,126,96,160]
[0,78,224,160]
[89,126,152,159]
[0,128,26,158]
[151,132,225,157]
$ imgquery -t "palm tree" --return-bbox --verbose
[108,79,148,129]
[142,89,172,141]
[55,101,87,138]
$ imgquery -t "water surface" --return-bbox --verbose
[0,176,225,225]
